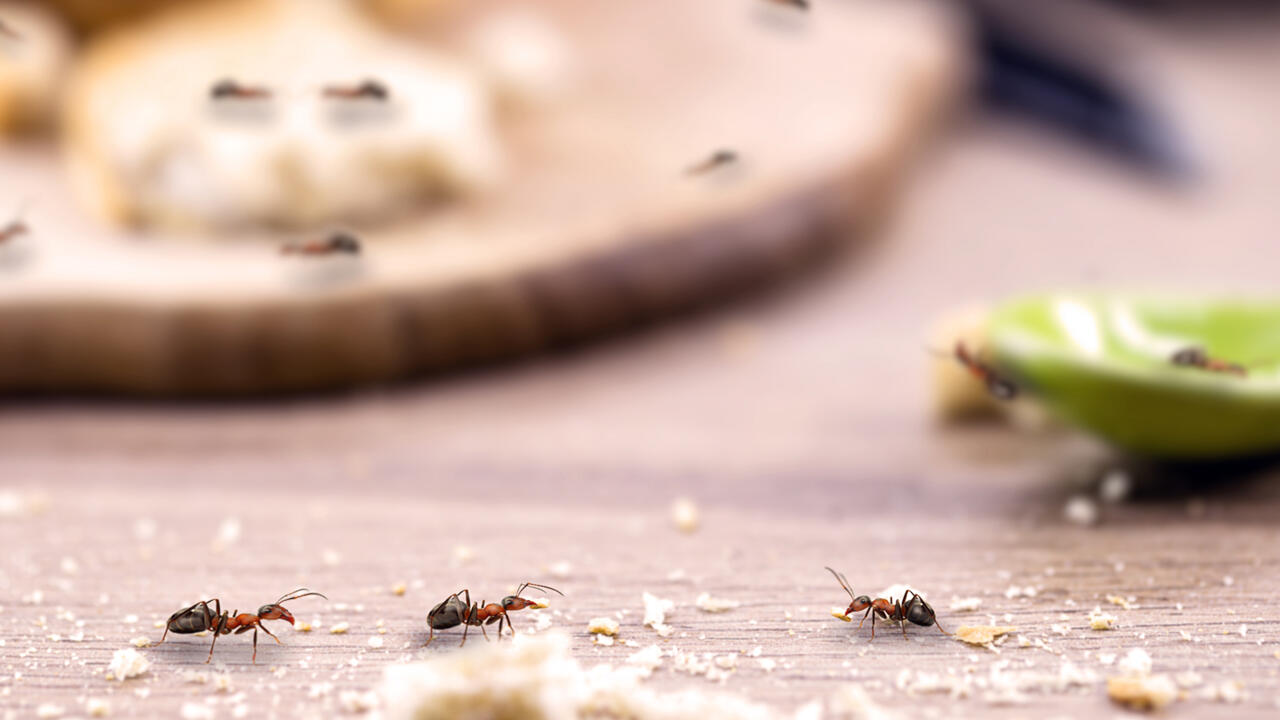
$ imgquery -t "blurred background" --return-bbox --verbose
[2,0,1280,717]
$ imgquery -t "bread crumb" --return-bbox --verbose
[587,617,620,636]
[36,704,64,719]
[1107,675,1177,711]
[671,498,699,533]
[695,593,740,613]
[129,636,151,648]
[451,545,475,567]
[1117,648,1152,677]
[1088,607,1118,630]
[340,689,379,713]
[330,622,350,634]
[1063,496,1099,526]
[954,626,1017,646]
[391,583,407,596]
[1003,586,1037,599]
[594,634,616,646]
[547,561,573,579]
[1106,595,1137,610]
[86,698,110,717]
[831,608,852,622]
[949,597,982,612]
[106,648,150,682]
[642,592,675,636]
[297,621,313,632]
[180,702,215,720]
[369,636,385,648]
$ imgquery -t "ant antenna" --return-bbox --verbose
[514,582,564,597]
[824,566,855,601]
[274,588,328,605]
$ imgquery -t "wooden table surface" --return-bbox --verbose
[4,7,1280,720]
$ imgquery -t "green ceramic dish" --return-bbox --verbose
[988,294,1280,459]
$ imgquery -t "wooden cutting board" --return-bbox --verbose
[0,0,963,395]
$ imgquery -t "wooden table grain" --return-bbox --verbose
[4,8,1280,719]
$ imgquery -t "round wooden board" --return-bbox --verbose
[0,0,962,395]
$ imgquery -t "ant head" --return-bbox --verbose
[904,598,936,627]
[257,604,295,625]
[1171,347,1207,366]
[328,232,361,254]
[501,595,548,612]
[847,595,873,613]
[359,80,390,100]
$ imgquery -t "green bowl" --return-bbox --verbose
[988,294,1280,459]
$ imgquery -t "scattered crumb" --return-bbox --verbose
[1107,675,1177,711]
[340,689,379,713]
[451,545,475,566]
[1050,623,1070,636]
[212,516,241,551]
[1118,648,1153,676]
[949,597,982,612]
[587,618,620,637]
[297,621,313,632]
[180,702,216,720]
[369,636,385,648]
[594,634,616,646]
[1098,470,1132,503]
[548,561,573,579]
[330,622,350,635]
[322,549,343,566]
[1106,595,1137,610]
[625,645,664,678]
[695,593,740,613]
[129,636,151,648]
[1063,495,1099,526]
[1088,607,1119,630]
[1223,575,1234,587]
[392,582,407,596]
[1003,586,1037,599]
[36,705,64,719]
[642,592,675,637]
[106,648,150,682]
[954,626,1017,646]
[671,498,699,533]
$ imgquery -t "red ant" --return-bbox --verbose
[0,19,22,42]
[426,582,562,647]
[155,588,326,663]
[930,340,1018,400]
[322,79,390,101]
[0,218,27,246]
[1170,346,1246,377]
[826,568,947,640]
[210,78,273,101]
[281,232,361,256]
[685,149,738,176]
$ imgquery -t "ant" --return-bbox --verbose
[426,581,562,647]
[930,340,1018,400]
[281,232,361,256]
[1170,346,1247,377]
[826,567,947,640]
[210,78,273,101]
[0,217,27,246]
[685,149,738,176]
[155,588,326,663]
[322,79,390,102]
[0,19,21,42]
[766,0,810,10]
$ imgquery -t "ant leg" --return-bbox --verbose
[425,627,434,647]
[479,621,490,641]
[260,622,282,645]
[503,613,515,640]
[252,627,258,664]
[856,607,872,630]
[869,611,876,640]
[460,620,470,648]
[206,616,224,664]
[157,626,170,647]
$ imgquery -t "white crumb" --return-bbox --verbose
[339,689,379,713]
[213,516,241,551]
[1088,607,1118,630]
[36,705,64,719]
[322,549,343,566]
[180,702,215,720]
[1117,648,1153,677]
[106,648,150,682]
[949,597,982,612]
[587,618,620,636]
[595,634,616,646]
[1003,586,1037,599]
[86,698,110,717]
[369,636,385,648]
[547,561,573,579]
[671,498,700,533]
[695,593,740,613]
[451,545,475,567]
[642,592,675,636]
[1063,496,1099,526]
[330,622,350,634]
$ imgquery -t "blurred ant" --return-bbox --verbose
[0,217,27,245]
[210,78,273,101]
[685,149,738,176]
[426,582,562,647]
[0,19,21,42]
[281,232,361,256]
[766,0,810,10]
[826,567,946,640]
[155,588,326,663]
[1170,346,1247,377]
[930,340,1018,400]
[322,79,390,101]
